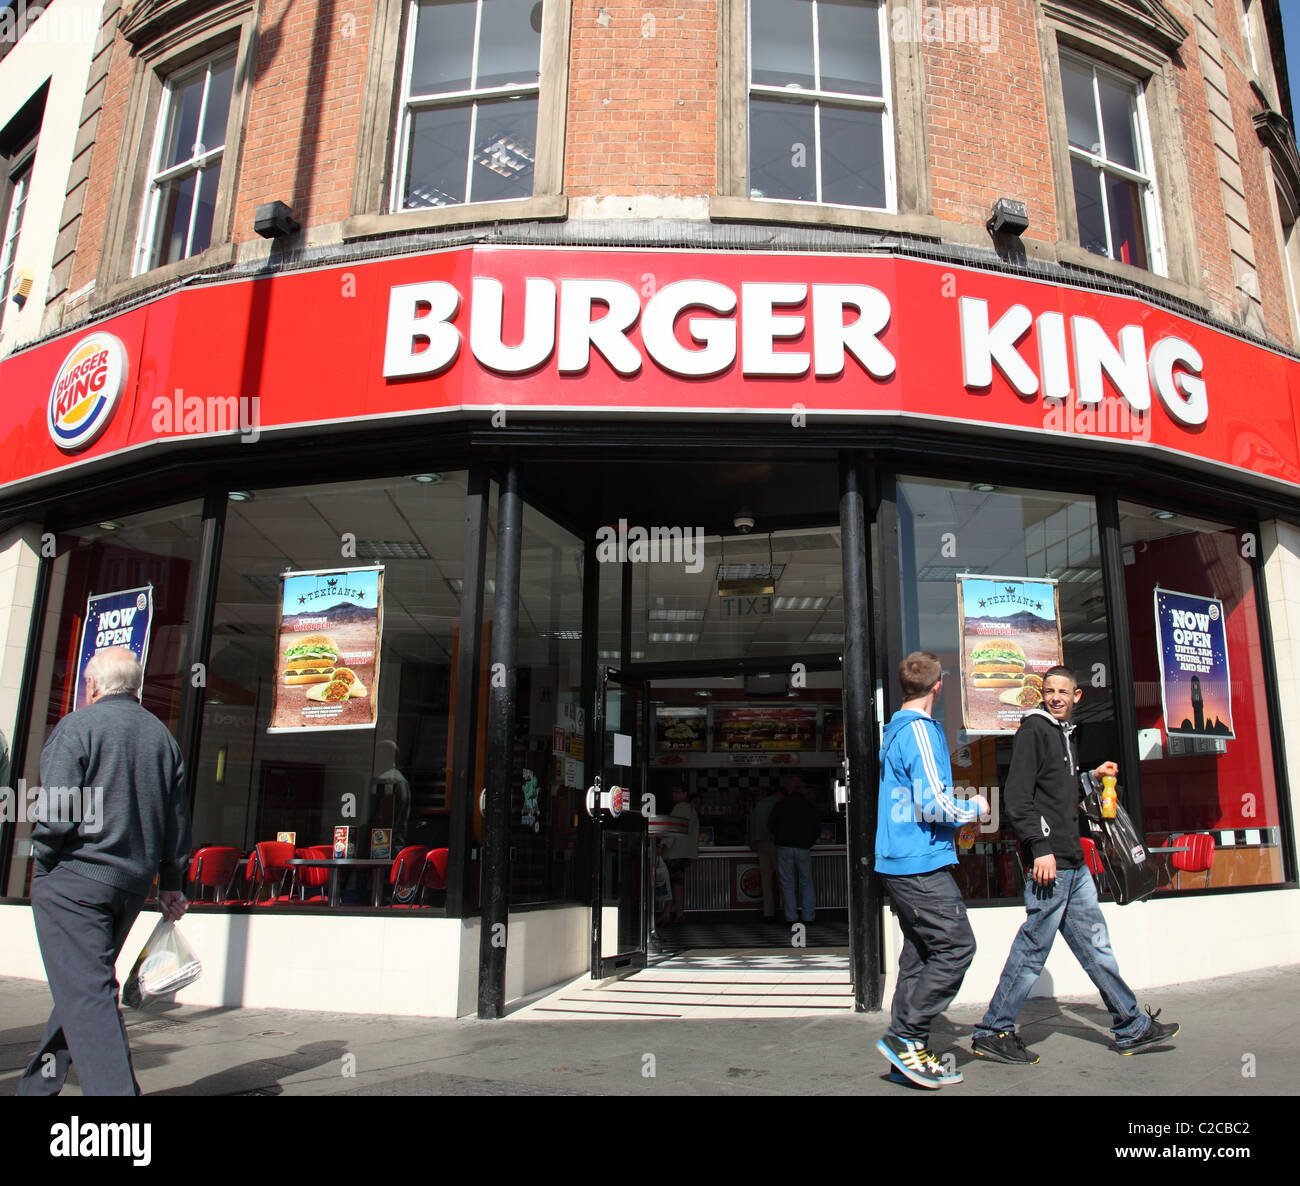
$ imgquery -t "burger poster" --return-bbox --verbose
[1154,588,1235,741]
[956,575,1063,734]
[268,566,384,733]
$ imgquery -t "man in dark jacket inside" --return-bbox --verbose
[971,666,1177,1064]
[767,774,822,924]
[18,647,191,1096]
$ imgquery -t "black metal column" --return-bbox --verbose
[1097,494,1144,824]
[447,464,489,918]
[840,454,882,1011]
[177,493,227,787]
[478,458,522,1018]
[576,527,600,906]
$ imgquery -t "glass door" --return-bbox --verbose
[588,668,651,978]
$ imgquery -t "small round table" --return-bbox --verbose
[284,858,392,907]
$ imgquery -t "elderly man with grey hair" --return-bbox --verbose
[18,646,191,1096]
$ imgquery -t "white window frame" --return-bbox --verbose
[133,51,236,277]
[746,0,896,213]
[1061,51,1167,276]
[390,0,543,213]
[0,158,31,332]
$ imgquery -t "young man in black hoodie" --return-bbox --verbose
[971,667,1178,1062]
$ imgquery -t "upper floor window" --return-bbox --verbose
[134,53,236,275]
[393,0,542,211]
[0,153,32,332]
[1060,53,1164,273]
[747,0,892,210]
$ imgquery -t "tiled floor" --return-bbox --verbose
[513,948,855,1019]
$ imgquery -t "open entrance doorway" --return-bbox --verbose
[569,456,868,984]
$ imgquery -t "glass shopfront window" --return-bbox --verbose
[494,498,585,906]
[895,478,1116,901]
[8,502,204,897]
[1119,503,1285,891]
[189,475,467,905]
[631,526,845,665]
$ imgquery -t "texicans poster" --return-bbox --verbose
[1154,588,1234,741]
[73,586,154,710]
[268,566,384,733]
[957,575,1063,734]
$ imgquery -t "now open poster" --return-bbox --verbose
[73,586,155,710]
[1155,588,1234,741]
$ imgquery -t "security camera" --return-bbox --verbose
[733,509,755,533]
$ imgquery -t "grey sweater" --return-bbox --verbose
[32,693,191,895]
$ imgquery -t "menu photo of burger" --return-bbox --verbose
[956,575,1063,733]
[268,566,384,732]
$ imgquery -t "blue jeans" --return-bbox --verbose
[777,846,815,921]
[974,863,1148,1043]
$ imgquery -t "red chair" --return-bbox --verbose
[243,841,296,904]
[293,845,334,903]
[1171,833,1215,890]
[188,846,242,903]
[1080,837,1106,894]
[421,848,450,901]
[389,845,429,908]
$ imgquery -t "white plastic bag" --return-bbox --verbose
[121,919,202,1008]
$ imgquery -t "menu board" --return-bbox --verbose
[1155,588,1235,741]
[713,706,816,751]
[269,566,384,733]
[655,706,707,751]
[956,575,1063,734]
[73,586,154,711]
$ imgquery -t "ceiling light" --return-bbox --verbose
[98,521,122,531]
[970,482,999,493]
[408,473,442,484]
[1151,510,1177,520]
[648,632,701,644]
[771,596,831,612]
[357,539,430,560]
[648,608,707,621]
[227,491,253,502]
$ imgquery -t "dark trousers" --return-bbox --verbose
[880,869,976,1044]
[17,864,146,1096]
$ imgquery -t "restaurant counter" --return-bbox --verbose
[683,845,847,911]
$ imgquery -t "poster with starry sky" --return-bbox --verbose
[1154,588,1234,742]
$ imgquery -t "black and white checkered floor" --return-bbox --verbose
[650,914,850,951]
[514,916,855,1019]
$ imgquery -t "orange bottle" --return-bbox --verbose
[1101,775,1118,819]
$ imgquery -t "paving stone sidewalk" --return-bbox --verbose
[1,965,1296,1097]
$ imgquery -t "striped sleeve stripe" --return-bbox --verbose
[910,720,978,823]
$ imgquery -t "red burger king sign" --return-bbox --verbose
[47,332,128,452]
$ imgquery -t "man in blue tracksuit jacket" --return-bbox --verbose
[874,652,987,1089]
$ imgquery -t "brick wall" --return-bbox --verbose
[44,0,1300,351]
[922,0,1057,244]
[564,0,716,197]
[234,0,370,240]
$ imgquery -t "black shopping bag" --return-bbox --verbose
[1081,787,1159,906]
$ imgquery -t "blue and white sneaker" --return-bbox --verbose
[876,1033,962,1088]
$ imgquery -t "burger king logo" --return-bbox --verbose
[48,332,128,452]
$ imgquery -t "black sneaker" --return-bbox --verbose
[971,1030,1041,1064]
[876,1034,953,1088]
[1115,1008,1179,1055]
